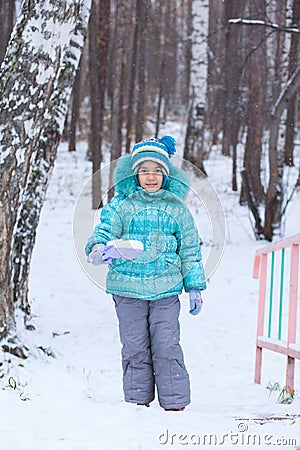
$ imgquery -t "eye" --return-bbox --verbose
[139,169,148,174]
[155,169,163,174]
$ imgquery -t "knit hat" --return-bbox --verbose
[131,135,176,176]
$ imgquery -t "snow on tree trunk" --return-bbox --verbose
[183,0,209,172]
[263,0,294,240]
[0,0,92,339]
[284,0,300,166]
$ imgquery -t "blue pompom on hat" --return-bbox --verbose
[131,135,176,176]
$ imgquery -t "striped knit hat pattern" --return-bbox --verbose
[131,135,176,176]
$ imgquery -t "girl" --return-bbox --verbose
[86,136,206,411]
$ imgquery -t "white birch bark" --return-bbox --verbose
[264,0,294,239]
[0,0,92,339]
[184,0,209,168]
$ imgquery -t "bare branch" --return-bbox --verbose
[229,18,300,34]
[272,66,300,118]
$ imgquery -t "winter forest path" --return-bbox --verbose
[1,143,300,450]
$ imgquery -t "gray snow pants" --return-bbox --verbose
[113,294,190,409]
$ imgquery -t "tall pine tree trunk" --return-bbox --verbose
[108,0,126,200]
[135,0,147,142]
[0,0,14,63]
[125,0,139,153]
[69,58,82,152]
[222,0,246,157]
[241,1,266,214]
[0,0,92,339]
[206,0,225,146]
[155,0,167,138]
[89,0,110,209]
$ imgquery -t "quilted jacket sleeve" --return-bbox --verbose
[85,194,124,256]
[175,206,206,292]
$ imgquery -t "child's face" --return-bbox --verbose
[137,161,164,192]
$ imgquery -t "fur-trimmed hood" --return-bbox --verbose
[113,154,190,200]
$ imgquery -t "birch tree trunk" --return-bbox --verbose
[264,66,300,240]
[269,0,288,103]
[184,0,192,108]
[284,0,300,166]
[0,0,92,339]
[183,0,209,172]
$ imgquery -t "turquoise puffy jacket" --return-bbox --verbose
[85,155,206,300]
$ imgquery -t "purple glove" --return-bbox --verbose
[189,289,203,315]
[87,244,107,265]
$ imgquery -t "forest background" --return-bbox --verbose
[0,0,300,346]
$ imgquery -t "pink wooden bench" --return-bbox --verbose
[253,233,300,393]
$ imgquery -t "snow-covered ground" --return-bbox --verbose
[1,125,300,450]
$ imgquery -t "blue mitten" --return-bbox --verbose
[87,244,106,265]
[189,289,203,315]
